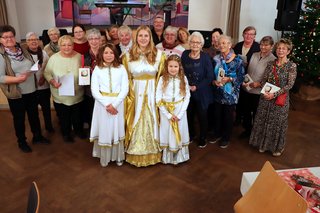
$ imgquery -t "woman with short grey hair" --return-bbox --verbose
[44,27,60,57]
[156,25,185,57]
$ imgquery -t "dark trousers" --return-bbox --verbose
[8,92,42,143]
[81,95,94,126]
[235,88,246,123]
[54,101,83,137]
[36,89,53,130]
[213,102,235,142]
[187,96,208,143]
[242,92,260,132]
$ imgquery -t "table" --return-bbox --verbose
[240,166,320,195]
[94,0,147,25]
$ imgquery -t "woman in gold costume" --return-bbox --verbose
[123,25,166,167]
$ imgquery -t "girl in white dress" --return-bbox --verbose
[156,55,190,164]
[90,43,129,167]
[123,25,166,167]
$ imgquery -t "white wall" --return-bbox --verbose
[239,0,282,43]
[188,0,229,32]
[6,0,283,43]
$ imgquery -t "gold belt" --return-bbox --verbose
[100,91,119,97]
[133,74,155,80]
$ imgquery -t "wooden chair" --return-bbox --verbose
[27,181,40,213]
[234,161,308,213]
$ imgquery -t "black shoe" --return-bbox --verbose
[63,135,74,143]
[219,140,229,149]
[209,136,222,144]
[18,142,32,153]
[32,136,51,144]
[198,140,207,148]
[239,131,251,139]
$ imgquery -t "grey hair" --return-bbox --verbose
[164,26,178,38]
[86,28,101,39]
[189,31,205,46]
[218,35,233,45]
[118,25,132,37]
[26,32,38,40]
[47,27,60,36]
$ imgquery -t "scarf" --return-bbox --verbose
[27,47,43,67]
[49,41,60,53]
[4,45,24,61]
[162,40,179,49]
[119,40,132,55]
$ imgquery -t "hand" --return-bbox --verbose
[171,115,179,122]
[16,72,30,83]
[38,76,45,86]
[50,79,61,88]
[220,77,230,85]
[213,80,223,87]
[190,85,197,92]
[106,104,118,115]
[249,82,261,88]
[264,92,274,100]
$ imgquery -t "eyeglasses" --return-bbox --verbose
[190,41,201,45]
[27,39,39,42]
[244,33,256,36]
[1,35,15,40]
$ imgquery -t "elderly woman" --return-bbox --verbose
[181,31,214,148]
[44,35,85,143]
[44,27,60,57]
[26,32,54,133]
[123,25,166,167]
[212,35,245,148]
[82,28,102,127]
[249,38,297,156]
[72,24,90,55]
[240,36,276,138]
[118,25,133,57]
[177,27,190,50]
[0,25,49,153]
[151,15,165,45]
[205,28,223,60]
[156,26,185,57]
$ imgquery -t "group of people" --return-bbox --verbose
[0,19,297,168]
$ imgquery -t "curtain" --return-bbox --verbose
[0,0,8,25]
[227,0,241,43]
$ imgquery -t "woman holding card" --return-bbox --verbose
[249,38,297,156]
[0,25,49,153]
[240,36,276,138]
[211,35,245,148]
[44,35,85,143]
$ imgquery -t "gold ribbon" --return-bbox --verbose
[100,91,119,97]
[133,74,155,80]
[158,99,184,145]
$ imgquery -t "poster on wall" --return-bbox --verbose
[53,0,188,27]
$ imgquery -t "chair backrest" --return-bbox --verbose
[234,161,308,213]
[27,181,40,213]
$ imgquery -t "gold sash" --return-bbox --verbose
[158,99,184,145]
[100,91,119,97]
[133,74,155,80]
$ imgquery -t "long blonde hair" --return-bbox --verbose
[162,55,186,97]
[129,25,157,64]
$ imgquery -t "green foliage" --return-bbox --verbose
[285,0,320,87]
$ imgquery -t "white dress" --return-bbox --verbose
[90,64,129,167]
[124,50,165,167]
[156,76,190,164]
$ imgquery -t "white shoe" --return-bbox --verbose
[116,160,124,166]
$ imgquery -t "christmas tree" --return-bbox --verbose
[286,0,320,87]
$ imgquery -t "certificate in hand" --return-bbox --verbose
[79,68,90,85]
[217,68,225,82]
[58,73,75,96]
[261,82,280,94]
[244,74,254,90]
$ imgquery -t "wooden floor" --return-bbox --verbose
[0,96,319,213]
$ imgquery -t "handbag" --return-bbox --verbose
[272,62,287,107]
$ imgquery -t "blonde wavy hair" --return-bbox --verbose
[129,25,157,64]
[162,55,186,97]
